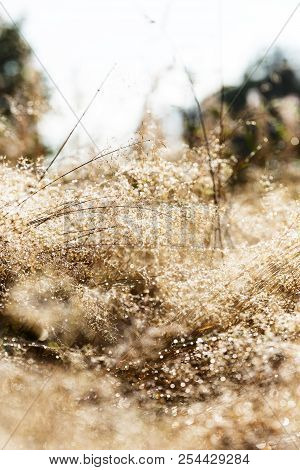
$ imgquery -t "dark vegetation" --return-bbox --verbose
[182,50,300,182]
[0,21,48,162]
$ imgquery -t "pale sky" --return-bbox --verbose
[1,0,300,163]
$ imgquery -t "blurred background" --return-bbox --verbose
[0,0,299,168]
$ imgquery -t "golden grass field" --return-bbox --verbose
[0,125,299,449]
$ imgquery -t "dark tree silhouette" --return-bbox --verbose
[0,21,49,162]
[181,50,300,183]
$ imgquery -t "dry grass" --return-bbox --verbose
[0,136,299,449]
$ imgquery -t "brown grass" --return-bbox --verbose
[0,135,299,449]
